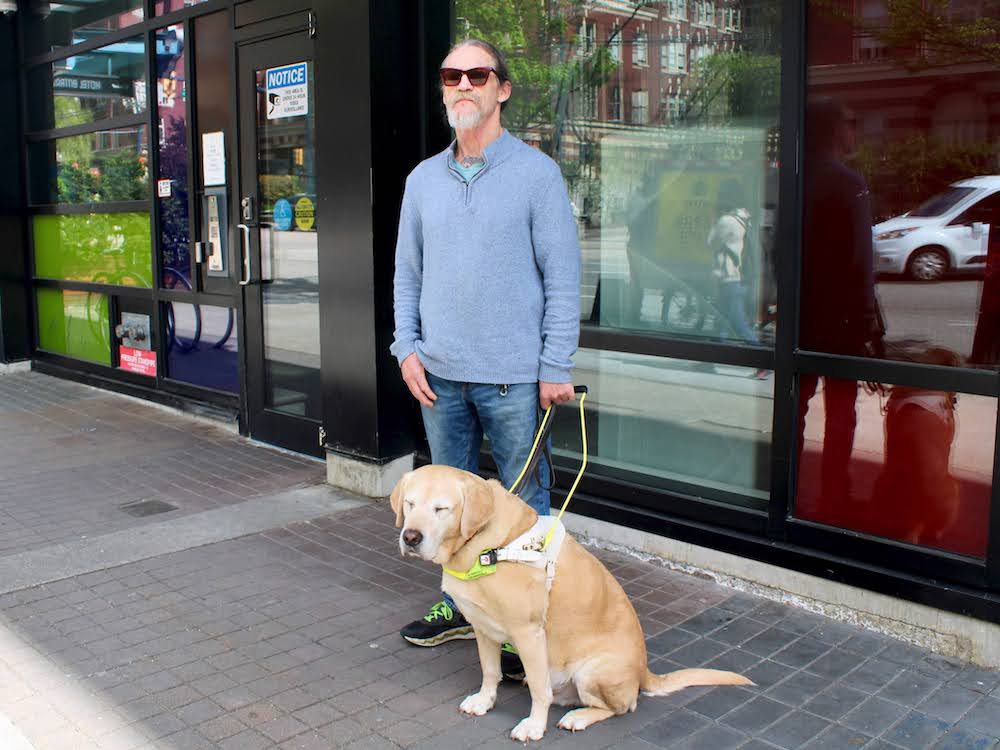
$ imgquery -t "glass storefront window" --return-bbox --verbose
[29,126,149,205]
[155,24,192,288]
[154,0,211,14]
[794,374,995,559]
[802,1,1000,369]
[453,0,781,346]
[552,348,773,507]
[24,0,144,57]
[164,303,239,393]
[36,288,111,365]
[26,36,146,132]
[33,213,152,288]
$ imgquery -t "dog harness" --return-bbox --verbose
[443,516,567,590]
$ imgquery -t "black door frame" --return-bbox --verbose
[235,28,323,457]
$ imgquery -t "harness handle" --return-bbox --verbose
[508,385,587,498]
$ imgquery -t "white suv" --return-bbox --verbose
[873,176,998,280]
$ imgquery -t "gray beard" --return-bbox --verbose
[447,103,483,130]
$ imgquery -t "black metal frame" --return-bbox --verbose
[17,0,243,412]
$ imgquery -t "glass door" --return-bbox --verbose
[237,33,322,456]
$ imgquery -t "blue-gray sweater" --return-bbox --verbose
[390,131,581,384]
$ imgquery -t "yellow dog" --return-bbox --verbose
[391,465,752,742]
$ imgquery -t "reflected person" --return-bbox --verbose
[797,98,884,499]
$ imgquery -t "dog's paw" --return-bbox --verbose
[510,717,545,742]
[459,691,495,716]
[557,708,593,732]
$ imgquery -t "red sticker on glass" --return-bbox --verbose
[119,346,157,377]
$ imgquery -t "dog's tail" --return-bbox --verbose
[640,667,754,696]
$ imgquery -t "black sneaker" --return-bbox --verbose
[400,601,475,646]
[500,642,525,681]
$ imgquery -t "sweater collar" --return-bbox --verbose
[444,129,515,170]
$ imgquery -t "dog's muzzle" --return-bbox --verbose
[402,528,423,551]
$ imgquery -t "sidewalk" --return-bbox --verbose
[1,371,999,750]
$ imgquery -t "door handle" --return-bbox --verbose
[237,223,251,285]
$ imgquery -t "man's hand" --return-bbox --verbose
[401,354,437,408]
[539,381,575,409]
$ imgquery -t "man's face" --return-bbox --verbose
[441,45,510,130]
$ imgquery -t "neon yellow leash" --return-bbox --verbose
[444,387,589,580]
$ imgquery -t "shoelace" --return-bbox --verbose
[423,601,454,623]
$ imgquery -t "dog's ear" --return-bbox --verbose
[389,472,410,528]
[459,474,495,541]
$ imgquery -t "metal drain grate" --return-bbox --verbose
[119,499,178,517]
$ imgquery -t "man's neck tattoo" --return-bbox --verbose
[458,152,485,168]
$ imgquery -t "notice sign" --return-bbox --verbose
[266,62,308,120]
[120,346,157,377]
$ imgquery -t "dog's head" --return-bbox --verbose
[389,465,496,565]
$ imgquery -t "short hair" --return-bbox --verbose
[806,97,850,154]
[442,38,511,111]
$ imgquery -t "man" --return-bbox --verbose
[390,38,581,678]
[797,98,883,502]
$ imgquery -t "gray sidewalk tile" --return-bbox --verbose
[884,711,951,748]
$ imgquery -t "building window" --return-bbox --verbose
[666,41,688,72]
[609,86,621,121]
[633,29,648,67]
[631,90,649,124]
[579,20,596,55]
[610,23,621,62]
[669,0,688,20]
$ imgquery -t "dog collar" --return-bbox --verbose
[444,549,499,581]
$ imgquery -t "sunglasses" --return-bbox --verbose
[439,67,497,87]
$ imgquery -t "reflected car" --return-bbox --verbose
[873,176,999,281]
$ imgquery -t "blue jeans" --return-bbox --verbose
[718,281,759,344]
[422,372,551,616]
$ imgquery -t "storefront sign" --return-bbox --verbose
[294,196,315,231]
[273,198,293,231]
[201,131,226,186]
[265,62,308,120]
[120,346,157,377]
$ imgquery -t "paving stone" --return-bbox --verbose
[742,628,798,658]
[841,696,909,736]
[880,669,947,706]
[772,637,830,668]
[759,710,831,748]
[933,728,1000,750]
[719,696,791,733]
[953,667,1000,695]
[919,684,985,723]
[803,723,873,749]
[848,657,906,694]
[645,628,699,656]
[767,669,830,707]
[884,711,951,748]
[953,697,1000,738]
[637,708,712,746]
[668,638,731,667]
[803,684,870,721]
[672,723,747,749]
[686,686,757,719]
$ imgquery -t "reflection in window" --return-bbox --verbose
[27,36,146,132]
[550,348,772,507]
[795,367,995,559]
[453,1,780,346]
[154,0,211,14]
[165,303,239,393]
[156,24,191,288]
[33,213,152,287]
[24,0,144,56]
[29,127,148,205]
[804,0,1000,368]
[36,288,111,365]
